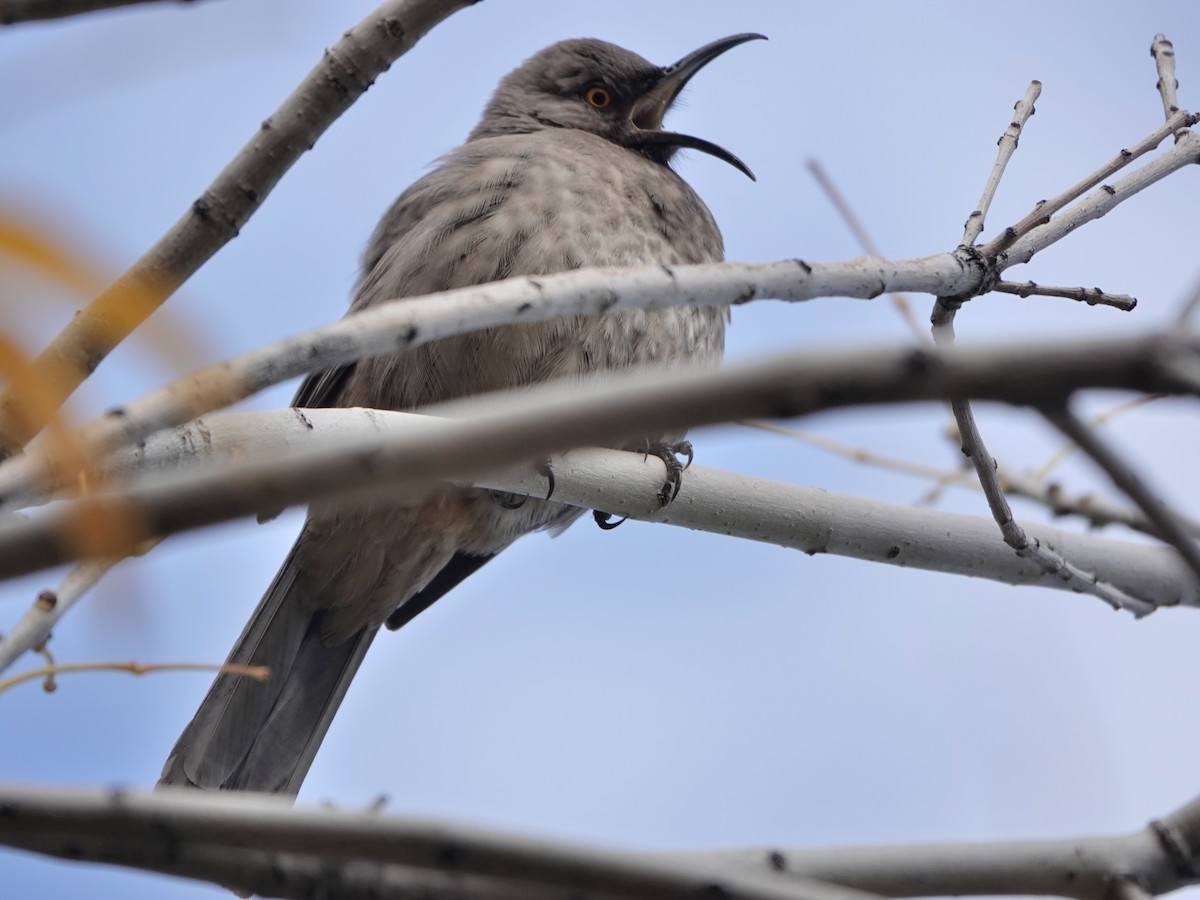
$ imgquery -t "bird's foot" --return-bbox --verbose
[593,510,627,530]
[537,457,556,501]
[645,440,693,506]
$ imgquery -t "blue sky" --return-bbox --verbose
[2,1,1200,897]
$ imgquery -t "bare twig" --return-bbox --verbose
[806,158,929,342]
[0,560,117,673]
[1151,34,1181,127]
[0,0,478,452]
[939,323,1149,613]
[0,660,269,695]
[982,108,1196,259]
[993,281,1137,311]
[0,0,211,23]
[1044,404,1200,585]
[961,81,1040,247]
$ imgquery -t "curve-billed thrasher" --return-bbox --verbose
[160,33,762,795]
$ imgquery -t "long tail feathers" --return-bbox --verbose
[158,541,377,796]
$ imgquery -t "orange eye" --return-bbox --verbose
[585,86,612,109]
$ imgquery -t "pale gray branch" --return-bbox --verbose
[0,0,478,450]
[1,785,1198,900]
[993,281,1137,311]
[961,81,1040,247]
[999,128,1200,267]
[0,786,880,900]
[1151,33,1181,125]
[675,792,1200,899]
[981,108,1196,259]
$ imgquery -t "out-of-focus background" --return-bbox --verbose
[2,2,1199,897]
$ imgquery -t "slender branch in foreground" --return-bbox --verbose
[0,0,478,452]
[1044,404,1200,584]
[993,281,1137,311]
[0,0,206,24]
[1,786,1198,900]
[0,787,881,900]
[961,81,1040,247]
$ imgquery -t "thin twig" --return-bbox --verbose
[0,560,117,673]
[1044,404,1200,585]
[0,0,478,453]
[1151,34,1181,126]
[993,281,1137,311]
[938,315,1150,614]
[961,81,1040,247]
[805,158,929,343]
[0,661,269,695]
[982,108,1196,259]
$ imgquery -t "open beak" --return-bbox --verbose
[630,32,766,181]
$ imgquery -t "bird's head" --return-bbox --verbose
[470,34,765,180]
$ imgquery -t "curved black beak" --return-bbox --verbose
[630,32,766,181]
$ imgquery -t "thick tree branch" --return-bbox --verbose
[677,792,1200,899]
[0,0,478,451]
[1,785,1197,900]
[0,786,880,900]
[0,335,1197,589]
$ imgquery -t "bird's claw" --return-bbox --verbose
[593,510,627,530]
[491,458,556,509]
[648,440,693,506]
[490,490,528,510]
[536,457,555,501]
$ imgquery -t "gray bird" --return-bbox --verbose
[159,33,761,795]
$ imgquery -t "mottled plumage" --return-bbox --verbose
[160,34,760,795]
